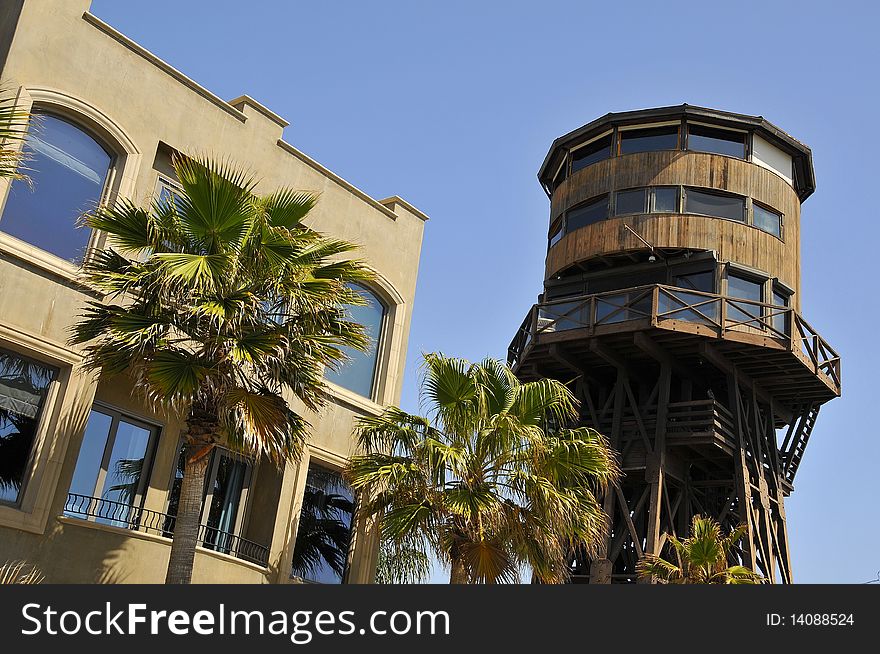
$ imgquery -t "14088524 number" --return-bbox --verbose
[791,614,854,626]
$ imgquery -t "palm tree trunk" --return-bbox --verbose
[449,555,468,584]
[164,442,212,584]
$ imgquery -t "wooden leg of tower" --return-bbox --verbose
[728,371,757,570]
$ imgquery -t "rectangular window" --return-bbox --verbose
[651,187,679,213]
[0,349,57,505]
[661,270,718,324]
[772,289,790,336]
[674,270,714,293]
[684,188,745,222]
[753,203,782,238]
[565,196,608,232]
[165,446,253,550]
[727,272,764,326]
[615,188,647,215]
[548,220,564,248]
[202,451,252,554]
[66,407,159,527]
[291,462,356,584]
[571,133,613,173]
[687,124,746,159]
[619,125,679,155]
[551,160,568,192]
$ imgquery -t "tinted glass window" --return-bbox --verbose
[549,220,563,248]
[687,124,746,158]
[674,270,714,293]
[324,284,386,399]
[619,125,679,155]
[566,196,608,232]
[685,188,745,221]
[615,189,647,215]
[66,409,157,527]
[652,187,679,212]
[772,290,789,335]
[727,273,764,325]
[165,447,250,545]
[571,134,612,173]
[0,114,111,263]
[753,203,782,237]
[0,350,56,504]
[203,453,250,553]
[551,162,568,191]
[291,463,355,584]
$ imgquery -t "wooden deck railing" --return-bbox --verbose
[508,284,840,390]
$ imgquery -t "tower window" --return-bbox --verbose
[615,188,647,215]
[651,187,679,213]
[565,195,608,232]
[548,220,563,248]
[727,272,764,325]
[571,133,613,173]
[619,125,679,155]
[686,123,746,159]
[0,113,113,264]
[684,188,745,222]
[753,202,782,238]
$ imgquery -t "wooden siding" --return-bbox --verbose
[547,151,802,307]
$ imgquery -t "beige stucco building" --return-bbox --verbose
[0,0,426,583]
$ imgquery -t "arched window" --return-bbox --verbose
[0,112,113,264]
[325,283,386,399]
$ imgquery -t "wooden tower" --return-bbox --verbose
[508,105,840,583]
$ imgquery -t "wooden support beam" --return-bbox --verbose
[700,343,793,423]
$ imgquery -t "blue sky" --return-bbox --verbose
[90,0,880,583]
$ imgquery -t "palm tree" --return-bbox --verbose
[70,154,374,584]
[374,540,431,584]
[637,515,764,584]
[347,354,620,584]
[0,561,43,584]
[0,85,31,181]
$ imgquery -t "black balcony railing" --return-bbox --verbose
[63,493,270,567]
[508,284,841,392]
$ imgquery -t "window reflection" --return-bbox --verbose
[727,273,764,325]
[615,188,647,215]
[687,124,746,159]
[685,188,745,222]
[291,463,355,584]
[571,133,613,173]
[0,350,56,505]
[566,196,608,232]
[324,283,386,399]
[619,125,679,155]
[754,203,782,237]
[67,408,157,527]
[0,113,112,263]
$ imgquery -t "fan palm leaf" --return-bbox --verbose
[70,154,373,584]
[347,353,620,584]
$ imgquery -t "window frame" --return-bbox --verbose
[617,122,681,156]
[0,110,117,265]
[71,403,161,513]
[684,121,748,160]
[290,456,357,584]
[323,283,389,402]
[683,186,746,223]
[0,347,60,508]
[752,200,784,240]
[570,130,614,174]
[564,194,610,234]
